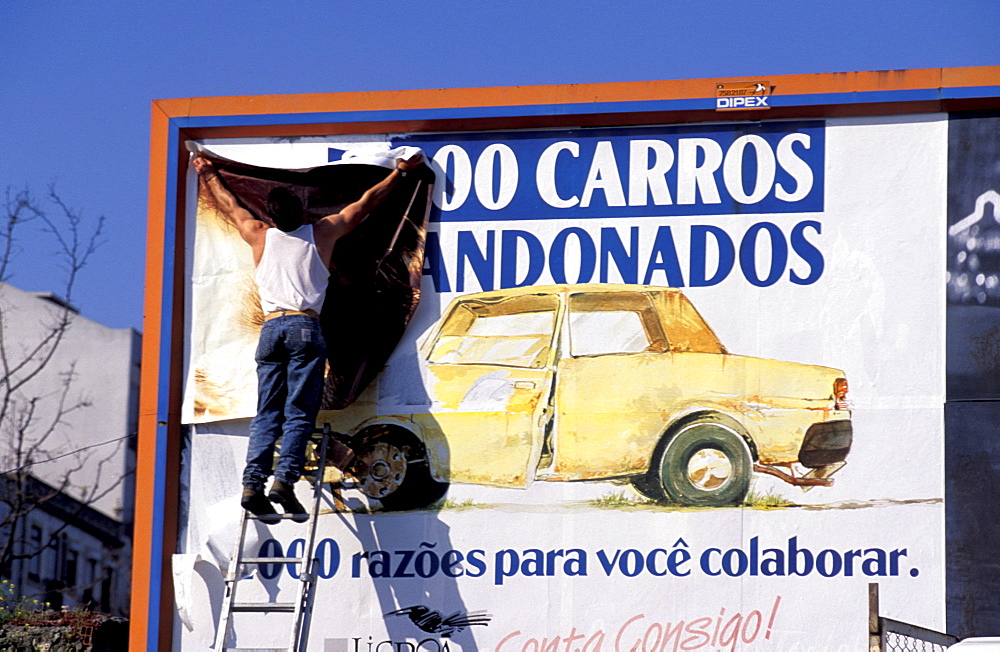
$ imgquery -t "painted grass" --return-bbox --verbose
[585,487,796,510]
[743,487,795,508]
[323,486,796,514]
[587,490,655,509]
[438,498,481,511]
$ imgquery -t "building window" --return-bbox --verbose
[64,548,78,588]
[100,567,113,613]
[82,558,99,608]
[27,526,42,581]
[47,535,59,581]
[57,534,68,580]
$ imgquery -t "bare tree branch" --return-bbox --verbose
[0,186,122,611]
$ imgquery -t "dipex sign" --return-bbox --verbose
[716,81,772,111]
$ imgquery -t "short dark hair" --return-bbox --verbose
[266,187,304,232]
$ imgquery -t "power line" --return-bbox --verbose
[0,434,131,475]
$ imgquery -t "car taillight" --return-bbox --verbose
[833,378,849,410]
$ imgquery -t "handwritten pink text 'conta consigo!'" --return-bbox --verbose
[495,596,781,652]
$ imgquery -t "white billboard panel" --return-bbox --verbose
[174,114,946,651]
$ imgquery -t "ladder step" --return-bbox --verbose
[247,513,310,522]
[232,602,296,613]
[216,426,334,650]
[240,556,303,564]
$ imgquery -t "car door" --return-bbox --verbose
[422,292,560,487]
[549,290,672,480]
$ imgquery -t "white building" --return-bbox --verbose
[0,282,139,615]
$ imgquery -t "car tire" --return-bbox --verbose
[351,427,448,511]
[630,472,666,501]
[657,417,752,506]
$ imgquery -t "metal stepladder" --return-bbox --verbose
[214,424,335,652]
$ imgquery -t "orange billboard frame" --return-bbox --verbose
[134,66,1000,650]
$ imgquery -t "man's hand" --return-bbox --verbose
[396,152,424,172]
[192,156,214,176]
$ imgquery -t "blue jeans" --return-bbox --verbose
[243,315,327,491]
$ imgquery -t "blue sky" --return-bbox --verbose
[1,1,997,331]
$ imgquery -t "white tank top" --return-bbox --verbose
[255,225,329,314]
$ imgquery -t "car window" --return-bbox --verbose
[429,307,556,369]
[567,291,666,357]
[569,310,651,356]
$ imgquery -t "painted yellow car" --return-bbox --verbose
[323,284,852,509]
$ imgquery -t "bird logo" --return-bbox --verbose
[387,605,493,638]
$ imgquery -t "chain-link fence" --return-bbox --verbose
[880,617,958,651]
[870,583,958,652]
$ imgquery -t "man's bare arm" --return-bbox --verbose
[331,153,425,237]
[192,156,268,250]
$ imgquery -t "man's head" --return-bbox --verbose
[266,187,305,232]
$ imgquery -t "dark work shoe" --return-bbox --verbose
[268,480,309,523]
[241,488,279,523]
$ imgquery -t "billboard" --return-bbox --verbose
[134,68,1000,651]
[944,111,1000,635]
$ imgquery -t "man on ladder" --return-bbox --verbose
[193,151,424,521]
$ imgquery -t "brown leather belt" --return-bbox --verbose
[264,309,319,322]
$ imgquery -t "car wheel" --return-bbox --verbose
[350,427,448,511]
[657,418,752,506]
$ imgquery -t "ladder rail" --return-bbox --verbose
[214,424,333,652]
[214,504,251,650]
[289,424,330,651]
